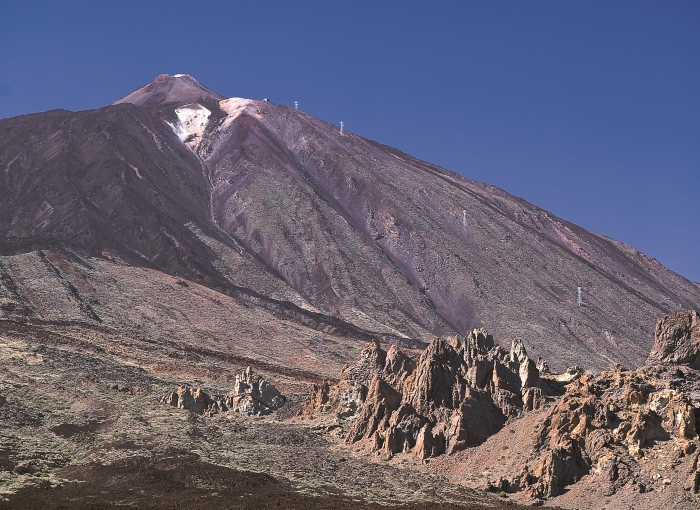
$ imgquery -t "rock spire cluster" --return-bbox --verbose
[305,329,543,459]
[306,310,700,503]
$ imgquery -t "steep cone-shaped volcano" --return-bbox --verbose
[113,73,226,107]
[1,74,699,373]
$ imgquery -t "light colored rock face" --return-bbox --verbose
[168,103,212,150]
[162,367,285,417]
[648,310,700,368]
[302,380,367,420]
[162,386,226,416]
[306,329,545,460]
[225,366,286,416]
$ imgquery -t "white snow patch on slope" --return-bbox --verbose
[168,98,263,157]
[167,103,211,150]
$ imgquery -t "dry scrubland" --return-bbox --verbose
[0,251,521,507]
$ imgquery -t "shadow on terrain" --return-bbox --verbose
[0,450,530,510]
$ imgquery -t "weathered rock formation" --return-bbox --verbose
[505,310,700,499]
[302,341,413,421]
[306,330,544,459]
[302,379,368,420]
[227,366,286,416]
[162,386,221,415]
[306,311,700,503]
[163,367,285,416]
[648,309,700,368]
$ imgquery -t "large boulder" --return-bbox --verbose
[647,310,700,368]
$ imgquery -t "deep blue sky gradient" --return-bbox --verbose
[1,1,698,282]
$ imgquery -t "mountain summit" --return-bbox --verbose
[1,74,699,373]
[113,73,226,107]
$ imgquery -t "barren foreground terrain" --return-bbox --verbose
[0,325,530,509]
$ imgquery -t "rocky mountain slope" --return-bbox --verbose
[0,250,369,388]
[2,73,700,373]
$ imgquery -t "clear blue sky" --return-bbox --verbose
[1,1,698,282]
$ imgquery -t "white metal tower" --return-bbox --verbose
[340,121,344,136]
[463,210,467,226]
[294,101,298,110]
[577,286,583,306]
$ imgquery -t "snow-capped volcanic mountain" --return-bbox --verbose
[1,74,698,373]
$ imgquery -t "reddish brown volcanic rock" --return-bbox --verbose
[508,361,700,499]
[113,73,226,107]
[307,329,545,459]
[492,311,700,502]
[648,310,700,368]
[306,311,700,508]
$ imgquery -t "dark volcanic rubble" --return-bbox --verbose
[305,329,545,459]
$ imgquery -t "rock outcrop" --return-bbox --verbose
[306,329,545,459]
[227,366,286,416]
[506,310,700,499]
[302,341,410,421]
[162,386,222,415]
[163,367,285,417]
[647,310,700,368]
[305,311,700,503]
